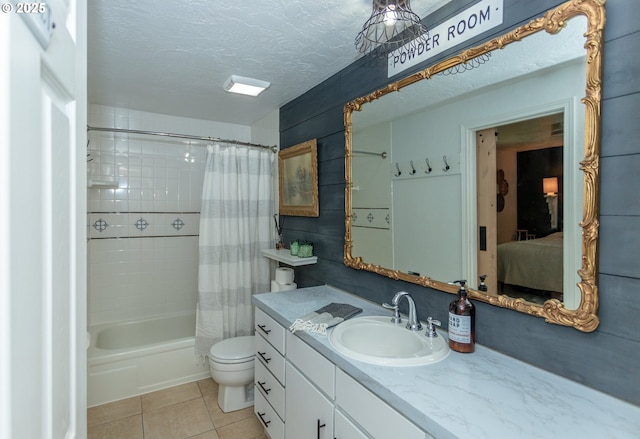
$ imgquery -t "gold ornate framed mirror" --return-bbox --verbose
[344,0,604,332]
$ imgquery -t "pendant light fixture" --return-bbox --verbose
[355,0,429,58]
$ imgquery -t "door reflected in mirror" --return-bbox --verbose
[477,114,567,306]
[344,0,604,331]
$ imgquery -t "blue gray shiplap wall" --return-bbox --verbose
[279,0,640,406]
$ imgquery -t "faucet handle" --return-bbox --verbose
[382,303,402,324]
[425,317,441,338]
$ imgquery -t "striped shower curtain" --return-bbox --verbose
[195,142,274,358]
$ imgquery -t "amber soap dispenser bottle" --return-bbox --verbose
[448,280,475,353]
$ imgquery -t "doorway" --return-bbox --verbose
[476,113,565,303]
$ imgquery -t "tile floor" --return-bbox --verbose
[87,379,267,439]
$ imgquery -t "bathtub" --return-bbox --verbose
[87,313,210,407]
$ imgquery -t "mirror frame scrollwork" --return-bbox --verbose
[344,0,605,332]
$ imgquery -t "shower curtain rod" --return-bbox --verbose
[353,150,387,159]
[87,125,278,153]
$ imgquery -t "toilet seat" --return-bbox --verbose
[209,335,255,364]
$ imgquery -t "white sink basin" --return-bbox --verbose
[329,316,450,366]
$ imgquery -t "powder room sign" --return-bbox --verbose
[388,0,504,77]
[278,139,319,217]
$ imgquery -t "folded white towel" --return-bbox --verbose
[289,303,362,335]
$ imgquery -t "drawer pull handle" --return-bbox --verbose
[257,411,271,427]
[257,380,271,394]
[257,351,271,363]
[257,324,271,334]
[317,419,326,439]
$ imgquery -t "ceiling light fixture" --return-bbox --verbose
[223,75,270,97]
[355,0,429,58]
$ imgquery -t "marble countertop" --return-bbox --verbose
[253,285,640,439]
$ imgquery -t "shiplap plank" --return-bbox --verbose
[602,31,640,99]
[600,155,640,216]
[599,215,640,279]
[601,93,640,157]
[318,183,345,212]
[603,0,640,42]
[280,106,344,149]
[598,274,640,340]
[317,132,347,162]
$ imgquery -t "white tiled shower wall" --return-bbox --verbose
[87,105,278,325]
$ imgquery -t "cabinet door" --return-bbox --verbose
[285,362,334,439]
[334,409,368,439]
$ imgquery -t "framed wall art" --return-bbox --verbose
[278,139,319,217]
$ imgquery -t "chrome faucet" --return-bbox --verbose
[383,291,422,331]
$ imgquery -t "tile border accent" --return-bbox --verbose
[93,218,109,232]
[352,208,391,230]
[88,212,200,239]
[134,218,149,231]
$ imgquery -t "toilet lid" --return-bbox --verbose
[209,335,255,363]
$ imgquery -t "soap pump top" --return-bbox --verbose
[453,280,469,299]
[448,280,475,353]
[478,275,488,292]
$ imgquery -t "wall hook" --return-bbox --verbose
[394,162,402,177]
[424,158,432,174]
[409,160,416,175]
[443,155,450,172]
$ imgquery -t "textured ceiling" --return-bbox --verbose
[88,0,451,125]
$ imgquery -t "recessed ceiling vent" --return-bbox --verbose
[223,75,270,97]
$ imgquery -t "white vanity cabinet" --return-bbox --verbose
[254,307,286,439]
[253,287,640,439]
[285,330,429,439]
[254,306,432,439]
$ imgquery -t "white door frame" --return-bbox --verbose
[0,2,87,438]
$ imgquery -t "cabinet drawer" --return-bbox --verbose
[255,331,285,385]
[255,307,286,355]
[336,369,426,439]
[286,331,335,399]
[255,359,285,420]
[255,389,284,439]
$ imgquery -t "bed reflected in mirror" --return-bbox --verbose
[485,114,565,305]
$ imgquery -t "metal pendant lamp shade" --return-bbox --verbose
[355,0,428,57]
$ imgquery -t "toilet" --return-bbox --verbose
[208,335,255,412]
